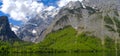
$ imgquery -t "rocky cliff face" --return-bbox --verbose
[82,0,120,11]
[0,16,19,42]
[34,1,96,42]
[17,9,58,42]
[36,1,120,43]
[18,0,120,43]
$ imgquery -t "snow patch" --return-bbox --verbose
[32,29,37,34]
[12,27,19,34]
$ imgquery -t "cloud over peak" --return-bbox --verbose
[0,0,83,22]
[57,0,83,7]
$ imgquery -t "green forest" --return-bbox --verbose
[0,26,119,53]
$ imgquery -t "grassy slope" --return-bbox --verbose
[37,26,115,52]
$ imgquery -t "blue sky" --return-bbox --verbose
[40,0,59,6]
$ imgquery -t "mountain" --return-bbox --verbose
[0,16,20,42]
[36,1,120,43]
[18,0,120,43]
[17,9,58,42]
[82,0,120,11]
[0,0,120,53]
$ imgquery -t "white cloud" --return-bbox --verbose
[57,0,83,7]
[0,0,45,22]
[11,25,19,34]
[45,6,55,11]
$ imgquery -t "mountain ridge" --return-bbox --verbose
[35,1,120,43]
[17,0,120,43]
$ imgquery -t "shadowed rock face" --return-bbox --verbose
[0,16,19,42]
[17,10,58,42]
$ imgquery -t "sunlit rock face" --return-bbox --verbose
[40,1,120,42]
[82,0,120,11]
[0,16,19,42]
[18,0,120,43]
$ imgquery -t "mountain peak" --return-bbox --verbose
[0,16,8,24]
[64,1,83,9]
[0,16,20,42]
